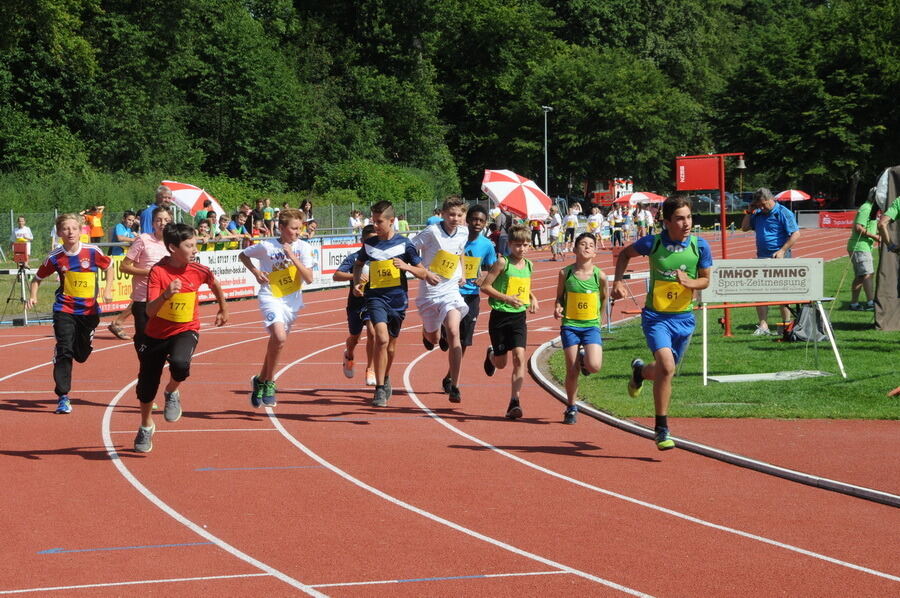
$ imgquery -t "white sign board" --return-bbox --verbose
[699,258,824,304]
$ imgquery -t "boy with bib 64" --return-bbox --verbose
[239,209,315,407]
[133,223,228,453]
[553,232,606,425]
[611,196,711,450]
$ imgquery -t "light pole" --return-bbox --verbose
[542,105,553,195]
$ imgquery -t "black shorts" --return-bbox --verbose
[458,293,482,347]
[136,330,199,403]
[488,309,527,356]
[564,228,575,242]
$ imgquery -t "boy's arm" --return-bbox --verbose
[146,271,174,319]
[26,278,41,309]
[208,276,229,326]
[553,269,566,319]
[237,252,268,284]
[102,262,115,304]
[478,257,522,308]
[611,244,641,300]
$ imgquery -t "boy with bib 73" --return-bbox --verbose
[611,196,711,450]
[133,223,228,453]
[239,209,315,407]
[553,232,606,424]
[479,225,539,419]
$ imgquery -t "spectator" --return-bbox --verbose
[12,215,33,265]
[301,218,318,240]
[300,199,314,221]
[79,205,105,243]
[140,186,173,234]
[196,220,213,248]
[740,187,801,335]
[349,210,363,236]
[528,217,544,248]
[262,198,276,235]
[194,199,214,227]
[546,204,563,259]
[426,208,443,226]
[397,213,410,233]
[252,198,266,235]
[109,210,137,256]
[846,189,880,310]
[228,211,251,238]
[563,206,579,252]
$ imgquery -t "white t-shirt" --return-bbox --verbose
[13,225,33,241]
[587,213,604,232]
[547,213,562,237]
[412,222,468,299]
[242,238,314,310]
[638,209,653,225]
[564,214,579,228]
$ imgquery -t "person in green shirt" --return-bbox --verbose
[479,225,539,420]
[397,214,410,233]
[553,232,606,424]
[847,189,881,310]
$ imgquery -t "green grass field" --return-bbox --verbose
[549,257,900,419]
[0,260,57,323]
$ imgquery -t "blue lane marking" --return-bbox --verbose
[38,542,211,555]
[195,465,324,472]
[327,416,425,421]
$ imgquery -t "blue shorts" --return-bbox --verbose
[347,300,368,336]
[641,309,695,363]
[364,296,404,338]
[757,249,792,259]
[560,325,602,349]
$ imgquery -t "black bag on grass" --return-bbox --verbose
[786,305,828,342]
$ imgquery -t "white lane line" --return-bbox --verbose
[101,336,326,598]
[268,344,653,597]
[401,352,900,583]
[0,573,270,595]
[110,428,277,434]
[310,569,568,588]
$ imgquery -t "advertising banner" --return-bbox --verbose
[675,156,719,191]
[699,258,824,304]
[818,211,856,228]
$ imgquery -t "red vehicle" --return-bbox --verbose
[589,178,634,206]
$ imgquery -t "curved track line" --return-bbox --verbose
[400,350,900,583]
[268,343,653,597]
[100,336,326,598]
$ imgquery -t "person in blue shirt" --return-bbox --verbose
[437,204,497,395]
[140,186,173,234]
[109,211,137,256]
[334,224,378,386]
[611,195,712,450]
[740,187,801,335]
[425,209,443,226]
[353,201,428,407]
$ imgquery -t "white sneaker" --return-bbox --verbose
[365,368,377,386]
[752,326,771,336]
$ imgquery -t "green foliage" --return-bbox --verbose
[319,188,362,206]
[314,159,434,205]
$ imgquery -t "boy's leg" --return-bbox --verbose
[372,321,390,385]
[72,314,99,364]
[132,301,149,348]
[259,322,288,382]
[161,331,199,420]
[136,336,169,427]
[51,311,76,399]
[510,346,526,399]
[562,344,580,406]
[639,347,677,418]
[365,320,376,371]
[443,308,463,385]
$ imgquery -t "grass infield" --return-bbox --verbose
[549,256,900,419]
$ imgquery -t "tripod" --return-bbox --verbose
[3,262,30,325]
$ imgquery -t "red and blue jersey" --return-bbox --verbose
[35,244,112,315]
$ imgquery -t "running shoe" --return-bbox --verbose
[422,336,435,351]
[372,386,388,407]
[505,398,522,420]
[627,358,644,398]
[107,322,131,340]
[163,390,181,422]
[563,406,578,425]
[55,395,72,414]
[261,380,277,407]
[849,303,864,311]
[449,385,461,404]
[134,423,156,453]
[342,351,355,378]
[441,375,453,394]
[752,325,772,336]
[365,368,377,386]
[654,427,676,451]
[250,375,263,408]
[439,335,449,352]
[383,376,392,398]
[578,346,589,376]
[483,347,496,377]
[865,300,875,311]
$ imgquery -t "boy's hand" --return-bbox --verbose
[352,283,365,297]
[505,294,523,308]
[529,298,539,313]
[424,271,441,286]
[282,243,295,258]
[610,280,626,301]
[252,269,269,285]
[359,272,369,285]
[215,309,228,326]
[674,269,692,286]
[102,287,114,304]
[166,278,182,297]
[553,303,563,319]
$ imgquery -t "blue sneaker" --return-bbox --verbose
[250,376,263,408]
[563,406,578,425]
[261,380,277,407]
[655,428,676,451]
[55,396,72,414]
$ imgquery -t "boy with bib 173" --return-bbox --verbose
[611,195,712,450]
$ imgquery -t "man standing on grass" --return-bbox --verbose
[740,188,800,335]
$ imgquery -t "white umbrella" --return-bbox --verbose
[774,189,810,202]
[481,169,551,220]
[162,180,226,218]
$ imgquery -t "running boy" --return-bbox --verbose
[553,232,605,424]
[239,209,315,408]
[352,201,428,407]
[334,224,378,386]
[27,214,115,414]
[611,195,712,450]
[413,196,469,402]
[480,225,539,419]
[133,223,228,453]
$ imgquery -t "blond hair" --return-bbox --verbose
[279,208,306,228]
[442,195,468,212]
[55,213,82,232]
[509,224,530,244]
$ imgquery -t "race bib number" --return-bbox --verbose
[508,276,531,305]
[429,249,459,279]
[158,291,196,323]
[566,291,599,321]
[369,259,401,289]
[588,222,598,231]
[270,266,301,298]
[463,256,481,280]
[652,281,691,312]
[63,271,96,298]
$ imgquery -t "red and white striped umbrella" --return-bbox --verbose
[162,180,226,218]
[481,169,551,220]
[774,189,810,202]
[613,191,666,205]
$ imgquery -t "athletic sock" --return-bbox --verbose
[655,415,668,430]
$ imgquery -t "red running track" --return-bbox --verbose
[1,228,898,596]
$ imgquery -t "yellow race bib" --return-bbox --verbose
[429,249,459,279]
[507,276,531,305]
[652,281,691,312]
[63,271,96,298]
[463,256,481,280]
[270,266,301,298]
[158,291,196,322]
[369,259,401,289]
[565,291,599,321]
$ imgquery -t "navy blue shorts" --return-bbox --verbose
[641,309,695,363]
[560,325,602,349]
[365,296,404,338]
[347,298,368,336]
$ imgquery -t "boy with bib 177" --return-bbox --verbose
[611,195,712,450]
